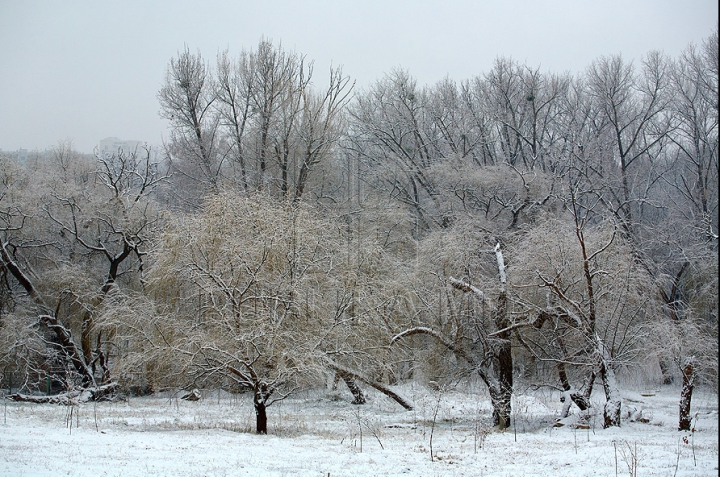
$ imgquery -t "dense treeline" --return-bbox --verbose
[1,31,717,433]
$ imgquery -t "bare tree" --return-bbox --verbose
[349,69,443,234]
[293,66,354,201]
[0,200,112,398]
[159,47,220,198]
[216,49,255,191]
[146,192,346,433]
[667,30,719,232]
[477,58,570,171]
[42,145,165,383]
[513,173,657,428]
[0,147,133,400]
[248,39,303,190]
[586,53,672,237]
[213,40,352,201]
[390,227,515,428]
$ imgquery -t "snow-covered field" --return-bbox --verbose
[1,383,717,476]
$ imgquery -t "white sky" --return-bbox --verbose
[0,0,717,153]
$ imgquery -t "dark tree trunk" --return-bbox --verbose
[339,371,366,404]
[327,362,413,410]
[679,359,695,431]
[571,372,595,412]
[40,315,95,386]
[255,401,267,434]
[659,358,674,385]
[254,385,271,434]
[493,288,513,429]
[94,332,111,384]
[81,313,93,368]
[294,155,311,201]
[660,263,688,387]
[559,369,595,417]
[558,360,570,390]
[259,118,269,177]
[446,266,514,430]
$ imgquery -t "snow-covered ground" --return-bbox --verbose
[0,383,717,476]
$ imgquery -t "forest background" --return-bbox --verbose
[0,28,717,435]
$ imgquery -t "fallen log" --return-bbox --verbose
[181,389,202,401]
[327,361,413,410]
[7,382,119,404]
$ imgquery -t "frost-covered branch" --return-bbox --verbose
[448,276,485,301]
[326,360,413,410]
[495,242,507,287]
[392,327,475,368]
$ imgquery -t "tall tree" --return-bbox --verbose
[159,47,220,201]
[0,147,124,399]
[513,167,657,428]
[656,28,719,429]
[586,53,672,237]
[390,218,519,428]
[249,39,303,191]
[216,49,255,191]
[349,69,443,234]
[293,65,353,201]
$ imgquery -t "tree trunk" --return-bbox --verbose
[493,289,513,429]
[94,332,111,384]
[9,382,118,404]
[601,374,621,428]
[659,358,674,385]
[678,358,695,431]
[598,339,621,428]
[40,315,95,386]
[81,312,93,368]
[339,371,366,404]
[448,251,514,429]
[255,401,267,434]
[559,370,595,418]
[254,385,270,434]
[327,362,413,410]
[660,262,688,387]
[489,384,512,429]
[1,242,94,388]
[294,154,312,201]
[572,372,595,412]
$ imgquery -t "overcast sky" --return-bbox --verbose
[0,0,717,153]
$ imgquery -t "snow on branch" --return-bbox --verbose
[488,316,544,337]
[391,327,474,367]
[326,360,414,410]
[1,240,43,305]
[449,277,485,301]
[40,314,96,385]
[448,242,505,297]
[9,382,118,404]
[536,272,586,327]
[494,242,506,286]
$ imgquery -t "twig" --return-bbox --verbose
[429,389,442,462]
[613,440,618,477]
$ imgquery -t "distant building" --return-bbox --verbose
[97,137,144,158]
[16,148,28,164]
[0,148,29,164]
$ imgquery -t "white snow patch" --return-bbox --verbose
[0,384,717,476]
